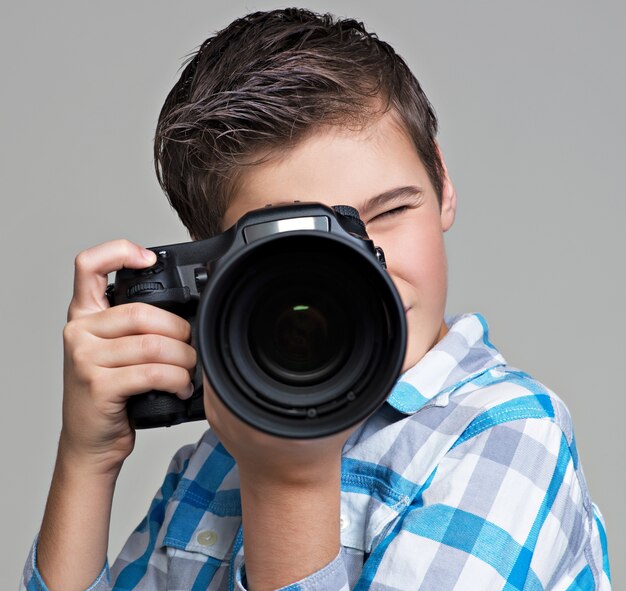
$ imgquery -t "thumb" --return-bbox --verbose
[68,239,156,321]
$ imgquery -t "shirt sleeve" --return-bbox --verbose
[20,441,195,591]
[233,548,351,591]
[20,538,110,591]
[355,417,611,590]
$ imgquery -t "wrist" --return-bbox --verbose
[239,458,342,591]
[57,432,126,482]
[37,437,119,591]
[238,448,342,489]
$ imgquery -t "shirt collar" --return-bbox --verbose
[386,313,507,414]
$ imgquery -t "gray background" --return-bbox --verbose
[2,1,623,588]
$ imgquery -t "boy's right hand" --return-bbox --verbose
[59,239,197,477]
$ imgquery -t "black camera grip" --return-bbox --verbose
[126,390,190,429]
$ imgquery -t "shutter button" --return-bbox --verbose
[197,530,218,547]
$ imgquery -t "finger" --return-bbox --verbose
[77,303,192,342]
[104,363,195,402]
[94,334,197,371]
[69,239,157,320]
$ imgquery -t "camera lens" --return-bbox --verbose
[249,286,351,385]
[197,230,406,438]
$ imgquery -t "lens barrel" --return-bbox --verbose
[197,231,406,438]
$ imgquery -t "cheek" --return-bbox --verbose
[421,233,448,291]
[385,223,448,298]
[202,375,220,428]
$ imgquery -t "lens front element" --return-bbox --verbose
[250,287,350,385]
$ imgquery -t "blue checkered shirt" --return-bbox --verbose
[23,313,611,590]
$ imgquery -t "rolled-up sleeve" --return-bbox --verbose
[234,548,350,591]
[21,536,110,591]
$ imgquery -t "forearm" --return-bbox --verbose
[239,457,342,591]
[37,439,118,591]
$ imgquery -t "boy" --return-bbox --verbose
[22,8,611,591]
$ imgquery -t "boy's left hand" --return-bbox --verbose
[202,374,353,591]
[202,374,353,486]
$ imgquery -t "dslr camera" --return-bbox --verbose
[107,202,406,438]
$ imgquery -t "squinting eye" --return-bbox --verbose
[371,206,408,222]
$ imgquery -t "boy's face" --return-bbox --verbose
[221,112,456,373]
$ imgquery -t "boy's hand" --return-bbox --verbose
[203,375,352,591]
[202,374,352,485]
[59,239,197,476]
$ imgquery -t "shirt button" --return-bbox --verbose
[340,515,350,531]
[197,530,219,547]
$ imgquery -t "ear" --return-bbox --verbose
[436,144,457,232]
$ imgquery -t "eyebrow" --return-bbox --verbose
[357,185,423,218]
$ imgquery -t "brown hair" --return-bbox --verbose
[154,8,444,239]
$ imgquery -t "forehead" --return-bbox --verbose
[222,113,433,229]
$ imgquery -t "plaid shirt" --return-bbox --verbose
[23,313,611,590]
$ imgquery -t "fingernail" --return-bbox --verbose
[142,249,156,262]
[179,382,194,400]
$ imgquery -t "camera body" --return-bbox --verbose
[107,202,407,438]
